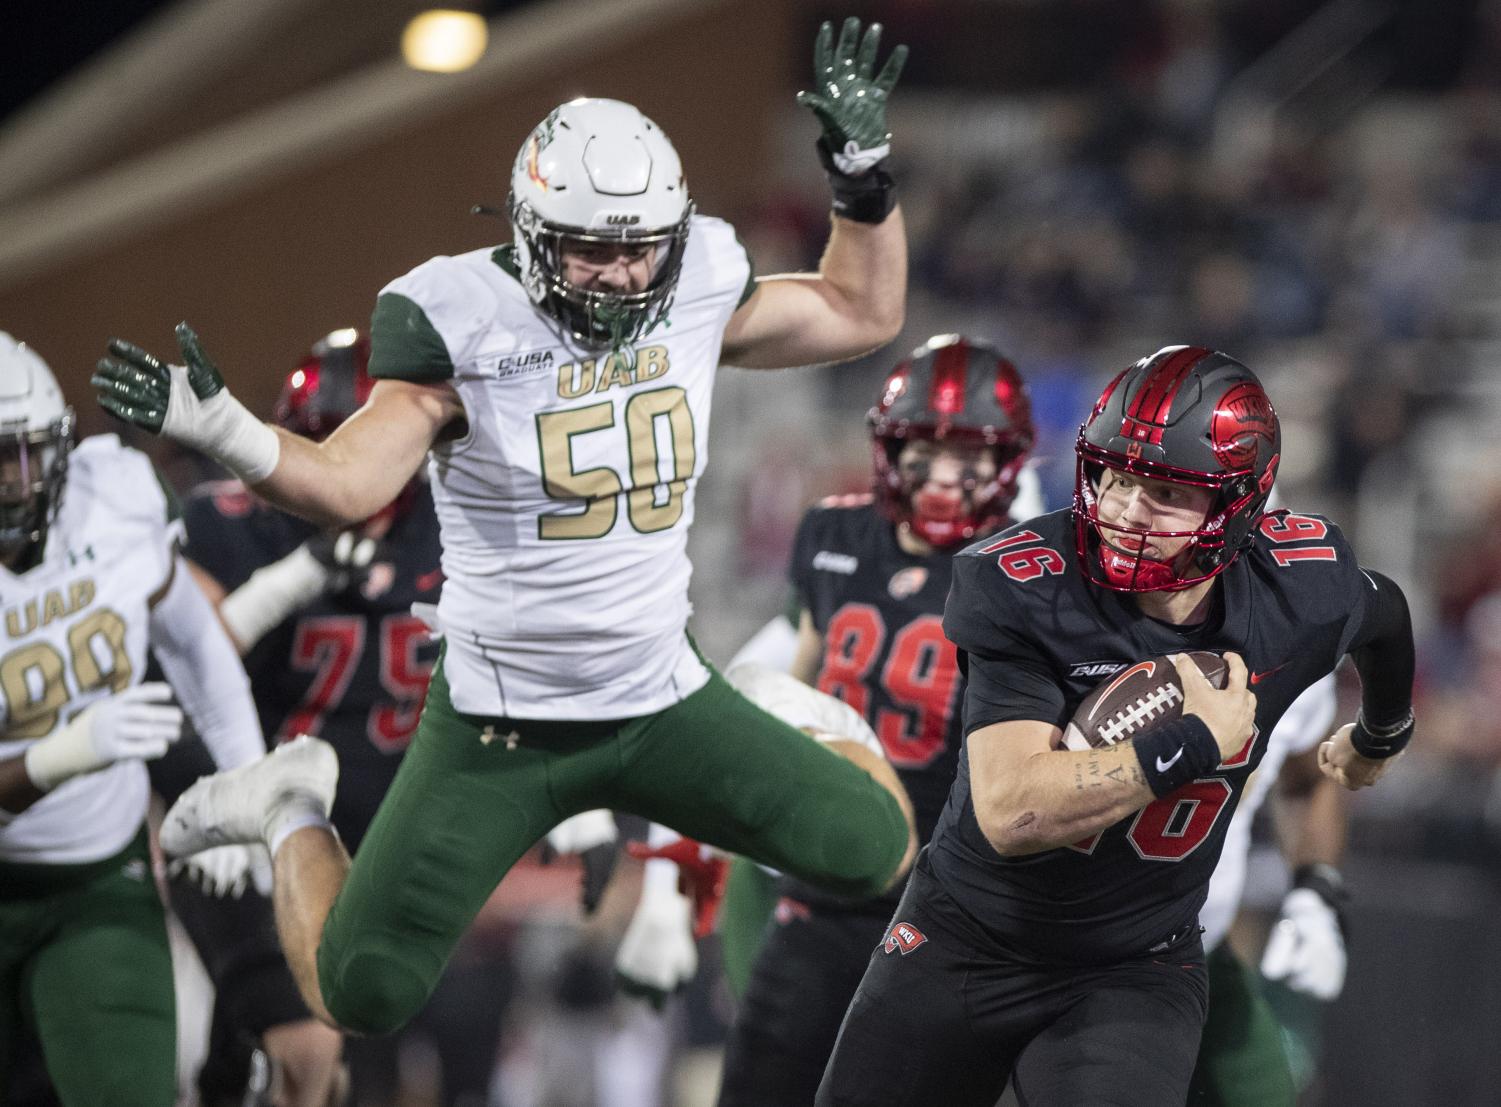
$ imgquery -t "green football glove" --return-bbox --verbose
[796,16,907,177]
[93,323,280,482]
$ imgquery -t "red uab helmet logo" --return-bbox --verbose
[1210,382,1275,470]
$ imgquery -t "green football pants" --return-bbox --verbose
[1187,944,1297,1107]
[317,646,910,1034]
[0,828,176,1107]
[720,854,779,999]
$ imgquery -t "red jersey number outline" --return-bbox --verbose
[1259,513,1337,567]
[280,614,434,752]
[979,530,1067,583]
[818,607,959,769]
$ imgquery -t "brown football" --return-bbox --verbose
[1060,651,1228,751]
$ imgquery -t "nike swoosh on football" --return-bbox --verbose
[1156,748,1185,772]
[1249,664,1288,684]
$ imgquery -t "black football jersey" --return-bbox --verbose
[183,480,444,848]
[791,496,965,863]
[931,506,1373,963]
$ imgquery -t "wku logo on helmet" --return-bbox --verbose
[882,921,928,956]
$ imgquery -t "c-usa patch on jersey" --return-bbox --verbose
[1068,659,1129,680]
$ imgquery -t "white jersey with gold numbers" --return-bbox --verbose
[0,436,181,864]
[371,215,752,718]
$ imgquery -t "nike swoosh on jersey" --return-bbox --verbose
[1156,748,1185,772]
[416,568,444,592]
[1249,663,1288,684]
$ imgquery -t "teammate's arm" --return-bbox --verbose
[93,325,462,527]
[1261,743,1351,1000]
[968,655,1257,856]
[148,554,264,770]
[721,17,907,369]
[789,609,823,685]
[1320,570,1416,790]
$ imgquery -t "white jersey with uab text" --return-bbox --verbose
[0,436,180,864]
[372,215,752,718]
[1199,672,1338,950]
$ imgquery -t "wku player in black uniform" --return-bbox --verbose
[817,345,1416,1107]
[716,335,1035,1106]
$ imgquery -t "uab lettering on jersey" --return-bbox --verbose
[556,345,669,399]
[0,576,132,739]
[538,345,697,540]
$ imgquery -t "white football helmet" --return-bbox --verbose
[508,98,694,348]
[0,334,74,559]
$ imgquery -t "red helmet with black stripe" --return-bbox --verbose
[272,328,373,439]
[1074,345,1280,592]
[869,334,1035,548]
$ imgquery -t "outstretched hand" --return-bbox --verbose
[796,16,908,176]
[93,322,225,434]
[1173,651,1257,761]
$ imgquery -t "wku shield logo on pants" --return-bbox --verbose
[882,921,927,956]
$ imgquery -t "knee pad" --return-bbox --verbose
[318,946,433,1036]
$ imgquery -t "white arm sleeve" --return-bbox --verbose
[726,615,800,673]
[149,556,266,769]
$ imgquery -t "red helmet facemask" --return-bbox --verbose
[1073,347,1280,593]
[869,335,1035,549]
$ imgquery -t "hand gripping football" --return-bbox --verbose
[1061,651,1228,751]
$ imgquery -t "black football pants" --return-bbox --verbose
[817,854,1209,1107]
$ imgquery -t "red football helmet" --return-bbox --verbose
[274,328,416,527]
[272,328,374,440]
[869,334,1035,548]
[1074,345,1280,592]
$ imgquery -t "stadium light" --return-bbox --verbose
[401,9,488,73]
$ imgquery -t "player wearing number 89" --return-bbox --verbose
[713,334,1035,1106]
[91,16,920,1041]
[817,345,1417,1107]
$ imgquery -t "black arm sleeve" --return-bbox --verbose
[1346,569,1415,732]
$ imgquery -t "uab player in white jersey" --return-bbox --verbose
[94,18,922,1038]
[0,335,264,1106]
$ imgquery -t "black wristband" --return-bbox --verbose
[1349,708,1414,759]
[816,138,896,224]
[1132,715,1222,797]
[1292,862,1349,934]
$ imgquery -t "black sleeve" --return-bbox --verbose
[944,552,1067,734]
[787,507,823,616]
[1344,569,1415,731]
[181,490,258,593]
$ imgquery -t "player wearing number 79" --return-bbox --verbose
[817,346,1416,1107]
[92,17,919,1039]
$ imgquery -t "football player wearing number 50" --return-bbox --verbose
[92,16,919,1040]
[0,334,265,1107]
[816,346,1416,1107]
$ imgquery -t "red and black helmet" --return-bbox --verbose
[272,328,373,439]
[869,334,1035,548]
[1074,345,1280,592]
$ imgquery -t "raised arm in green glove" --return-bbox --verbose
[797,16,907,224]
[797,16,907,177]
[93,323,281,482]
